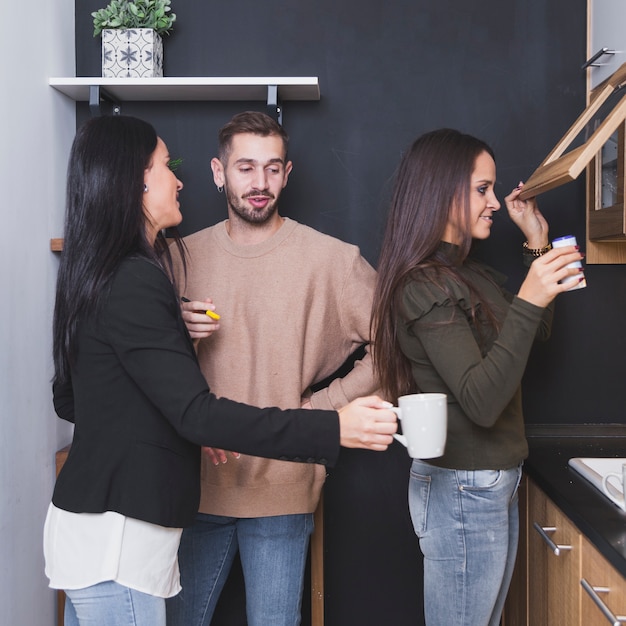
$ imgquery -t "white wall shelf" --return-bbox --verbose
[49,76,320,122]
[49,76,319,102]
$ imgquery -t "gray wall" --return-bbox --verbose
[0,1,76,624]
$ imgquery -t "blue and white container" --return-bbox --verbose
[102,29,163,78]
[552,235,586,290]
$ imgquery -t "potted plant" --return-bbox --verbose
[92,0,177,78]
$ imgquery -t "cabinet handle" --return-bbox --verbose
[581,578,626,626]
[532,522,573,556]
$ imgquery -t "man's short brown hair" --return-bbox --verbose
[217,111,289,163]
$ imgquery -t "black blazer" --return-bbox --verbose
[52,257,339,528]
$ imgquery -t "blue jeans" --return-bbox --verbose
[64,581,165,626]
[166,512,314,626]
[409,459,522,626]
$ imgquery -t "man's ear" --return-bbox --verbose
[282,160,293,188]
[210,157,225,187]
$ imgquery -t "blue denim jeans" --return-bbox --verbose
[409,459,522,626]
[166,512,314,626]
[64,581,165,626]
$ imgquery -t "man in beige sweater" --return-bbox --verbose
[166,111,378,626]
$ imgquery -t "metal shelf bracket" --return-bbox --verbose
[89,85,122,117]
[266,85,283,125]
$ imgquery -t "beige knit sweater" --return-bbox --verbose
[174,217,377,517]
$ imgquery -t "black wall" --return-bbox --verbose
[74,1,625,624]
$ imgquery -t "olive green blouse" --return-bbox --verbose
[397,249,553,470]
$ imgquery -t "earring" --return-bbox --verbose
[144,184,149,193]
[217,185,223,193]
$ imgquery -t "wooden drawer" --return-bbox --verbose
[581,535,626,625]
[504,477,626,626]
[527,479,581,625]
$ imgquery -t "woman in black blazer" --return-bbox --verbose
[44,115,396,626]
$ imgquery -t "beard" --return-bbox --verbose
[225,185,280,225]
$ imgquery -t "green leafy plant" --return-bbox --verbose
[168,157,183,171]
[92,0,176,37]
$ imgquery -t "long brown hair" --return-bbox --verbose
[371,128,496,401]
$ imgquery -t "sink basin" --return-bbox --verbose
[568,457,626,511]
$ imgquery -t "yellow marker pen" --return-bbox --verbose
[181,297,221,320]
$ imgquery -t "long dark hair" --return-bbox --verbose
[372,128,497,401]
[53,115,186,383]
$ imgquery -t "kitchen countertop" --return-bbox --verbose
[524,424,626,578]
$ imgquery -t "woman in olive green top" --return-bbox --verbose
[371,129,584,626]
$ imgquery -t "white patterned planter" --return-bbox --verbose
[102,28,163,78]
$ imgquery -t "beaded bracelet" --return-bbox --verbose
[522,241,553,257]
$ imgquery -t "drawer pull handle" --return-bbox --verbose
[532,522,572,556]
[581,578,626,625]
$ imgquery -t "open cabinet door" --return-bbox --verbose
[519,63,626,201]
[519,62,626,262]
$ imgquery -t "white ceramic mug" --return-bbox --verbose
[391,393,447,459]
[601,463,626,511]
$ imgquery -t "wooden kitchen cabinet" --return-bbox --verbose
[518,62,626,262]
[526,477,581,625]
[512,0,626,263]
[581,535,626,625]
[504,476,626,625]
